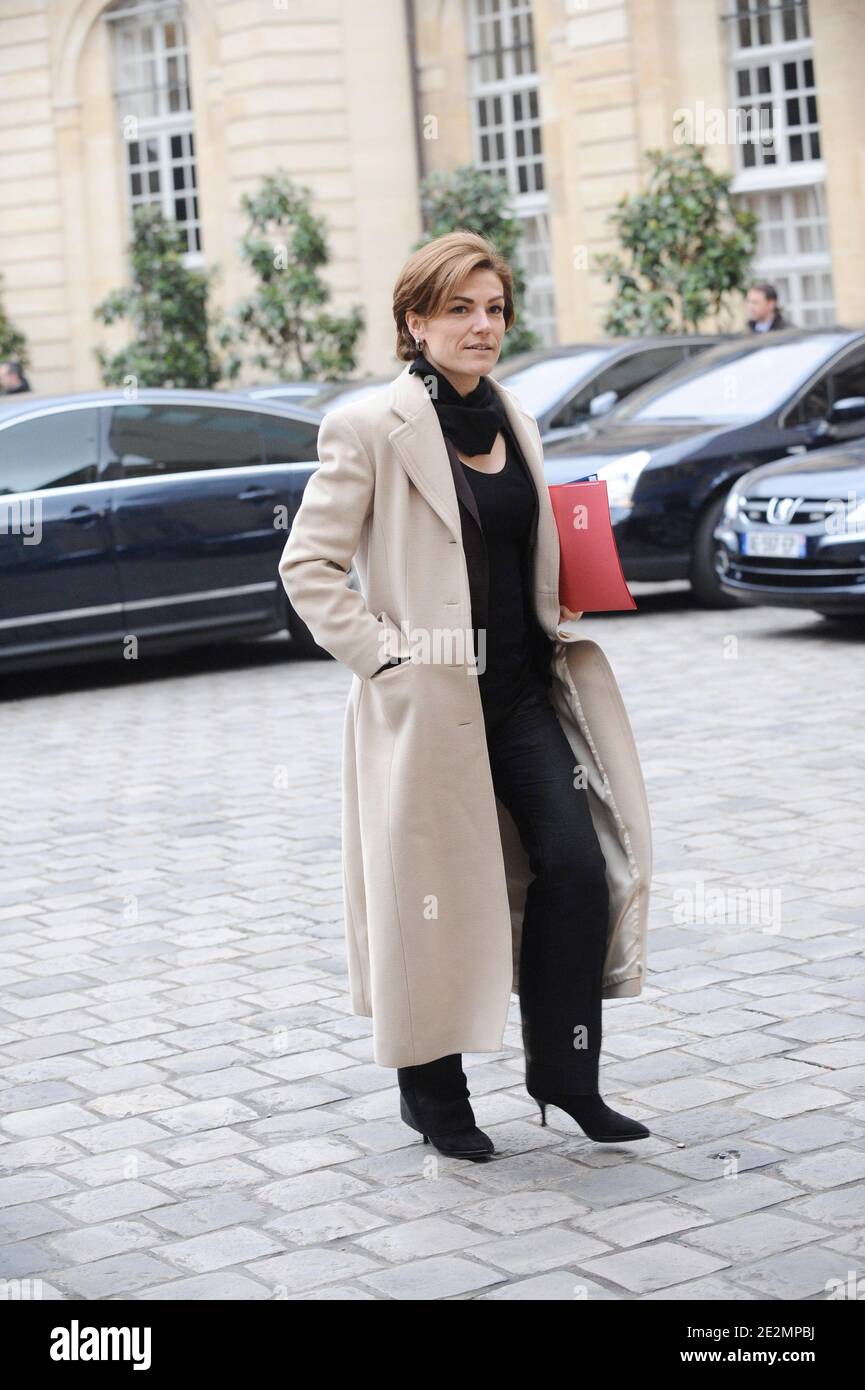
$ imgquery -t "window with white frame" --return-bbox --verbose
[466,0,556,346]
[519,210,556,345]
[104,0,202,260]
[725,0,834,325]
[736,185,833,326]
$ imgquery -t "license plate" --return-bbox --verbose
[742,531,807,558]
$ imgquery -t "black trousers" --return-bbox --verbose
[398,679,611,1128]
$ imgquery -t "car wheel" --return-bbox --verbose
[689,493,744,608]
[286,600,331,659]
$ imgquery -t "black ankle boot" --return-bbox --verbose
[397,1053,495,1161]
[399,1093,494,1161]
[528,1089,650,1143]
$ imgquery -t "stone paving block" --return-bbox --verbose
[137,1271,273,1299]
[734,1081,851,1119]
[143,1157,273,1199]
[354,1177,480,1222]
[51,1180,174,1224]
[146,1097,260,1134]
[767,1013,865,1043]
[0,1240,63,1278]
[678,1210,831,1261]
[0,1202,72,1243]
[245,1246,380,1295]
[258,1168,374,1214]
[145,1193,271,1237]
[252,1134,366,1178]
[1,1033,94,1062]
[352,1214,494,1262]
[292,1284,378,1300]
[359,1254,507,1300]
[0,1081,86,1110]
[480,1270,622,1299]
[267,1200,389,1246]
[732,1244,857,1299]
[668,1172,804,1220]
[573,1198,713,1247]
[578,1241,729,1293]
[45,1220,159,1264]
[711,1056,828,1093]
[56,1148,172,1186]
[471,1225,611,1274]
[620,1076,745,1111]
[650,1138,785,1181]
[643,1276,759,1300]
[147,1128,259,1167]
[158,1225,283,1273]
[776,1146,865,1190]
[87,1084,191,1119]
[635,1102,758,1148]
[0,1103,103,1139]
[245,1107,353,1141]
[52,1252,180,1299]
[446,1189,587,1234]
[785,1185,865,1231]
[757,1113,865,1152]
[0,1171,77,1205]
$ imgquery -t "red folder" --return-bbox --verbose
[548,478,637,613]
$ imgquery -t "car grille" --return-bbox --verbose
[728,558,865,589]
[729,493,865,590]
[739,497,842,525]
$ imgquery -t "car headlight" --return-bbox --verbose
[596,450,651,509]
[723,488,742,520]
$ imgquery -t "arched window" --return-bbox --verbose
[103,0,202,260]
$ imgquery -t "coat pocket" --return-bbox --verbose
[370,658,413,682]
[374,609,410,664]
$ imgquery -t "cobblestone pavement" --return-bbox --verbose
[2,586,864,1301]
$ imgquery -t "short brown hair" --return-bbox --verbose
[750,282,778,302]
[392,230,516,362]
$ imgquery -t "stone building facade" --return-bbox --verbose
[1,0,862,392]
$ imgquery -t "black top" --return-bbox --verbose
[460,428,551,725]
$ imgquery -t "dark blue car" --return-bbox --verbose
[0,389,323,673]
[713,438,865,618]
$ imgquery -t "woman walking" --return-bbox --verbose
[279,231,652,1162]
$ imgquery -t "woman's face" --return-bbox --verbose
[408,267,507,391]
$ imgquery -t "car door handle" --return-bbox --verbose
[237,485,276,501]
[66,504,106,522]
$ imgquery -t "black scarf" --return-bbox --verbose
[409,349,507,455]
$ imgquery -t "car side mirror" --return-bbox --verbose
[589,389,618,418]
[826,396,865,426]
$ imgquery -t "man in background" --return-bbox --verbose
[0,358,31,394]
[746,283,794,333]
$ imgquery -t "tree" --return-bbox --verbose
[94,206,221,388]
[415,165,538,358]
[595,141,758,335]
[218,172,364,382]
[0,271,29,369]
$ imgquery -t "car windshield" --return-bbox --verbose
[497,350,610,415]
[613,335,850,423]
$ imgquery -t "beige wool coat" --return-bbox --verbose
[278,361,652,1068]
